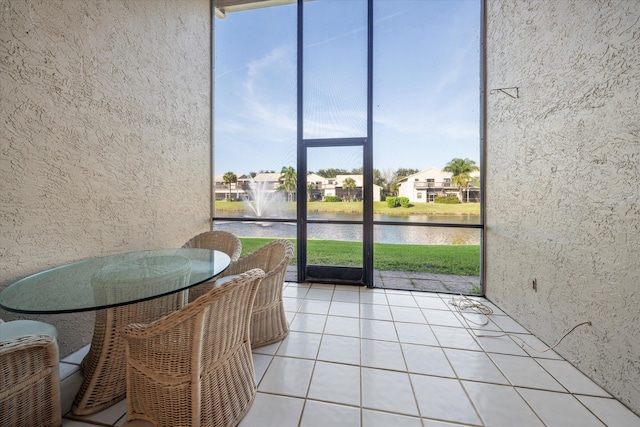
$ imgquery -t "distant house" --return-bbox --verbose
[306,173,326,201]
[251,173,281,187]
[313,174,381,202]
[216,171,384,202]
[334,175,382,202]
[213,173,252,201]
[248,172,283,199]
[397,168,480,203]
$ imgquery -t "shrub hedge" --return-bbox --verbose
[434,195,460,204]
[386,197,397,208]
[324,195,342,202]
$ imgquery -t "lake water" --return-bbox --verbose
[215,213,481,245]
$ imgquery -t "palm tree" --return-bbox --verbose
[279,166,297,202]
[222,171,237,201]
[342,177,357,201]
[442,158,480,202]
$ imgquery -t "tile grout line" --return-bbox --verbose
[61,283,638,426]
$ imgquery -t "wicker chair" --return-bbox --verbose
[72,256,192,415]
[0,319,61,427]
[183,230,242,262]
[121,268,265,427]
[183,231,243,301]
[215,239,294,348]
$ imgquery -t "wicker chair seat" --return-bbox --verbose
[122,269,265,427]
[183,231,242,302]
[214,239,294,348]
[0,319,61,427]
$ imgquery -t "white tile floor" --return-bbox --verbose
[59,282,640,427]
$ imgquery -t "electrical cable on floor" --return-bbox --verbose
[448,294,592,353]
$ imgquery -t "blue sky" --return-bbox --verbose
[214,0,480,177]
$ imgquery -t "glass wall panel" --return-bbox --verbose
[214,3,297,220]
[213,221,298,280]
[213,0,483,292]
[303,0,368,139]
[372,0,481,223]
[213,220,297,240]
[373,225,481,294]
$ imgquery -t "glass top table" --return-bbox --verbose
[0,248,230,314]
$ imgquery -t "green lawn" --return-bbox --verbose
[239,237,480,276]
[216,201,480,216]
[223,201,480,276]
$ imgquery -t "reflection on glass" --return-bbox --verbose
[303,0,367,139]
[91,256,192,305]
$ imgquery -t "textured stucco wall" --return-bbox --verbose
[1,0,211,357]
[485,0,639,413]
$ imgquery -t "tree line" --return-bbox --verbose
[222,158,479,202]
